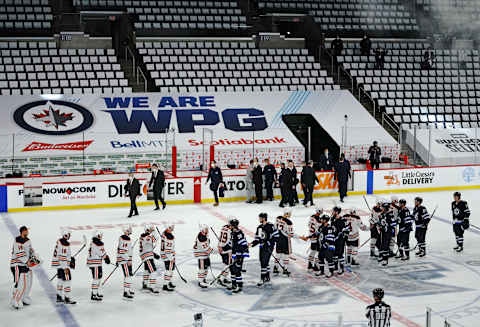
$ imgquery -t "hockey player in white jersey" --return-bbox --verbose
[217,222,233,287]
[306,208,322,273]
[117,225,134,299]
[87,230,111,301]
[160,224,176,292]
[52,229,76,304]
[274,208,298,276]
[139,224,160,294]
[344,210,369,266]
[10,226,38,309]
[193,224,214,288]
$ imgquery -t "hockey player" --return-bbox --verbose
[230,218,249,293]
[139,224,160,294]
[344,210,369,266]
[366,288,392,327]
[87,230,111,301]
[10,226,37,309]
[274,208,296,276]
[331,207,349,274]
[369,202,382,258]
[388,197,400,256]
[193,225,213,288]
[378,203,394,266]
[160,224,176,292]
[217,222,233,287]
[413,197,430,257]
[52,229,76,304]
[250,213,278,286]
[452,191,470,252]
[117,225,134,299]
[306,208,322,273]
[316,214,336,278]
[396,199,413,261]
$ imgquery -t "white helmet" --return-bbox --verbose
[199,224,209,232]
[315,207,323,214]
[390,195,399,203]
[122,224,133,235]
[283,208,292,216]
[61,229,72,238]
[166,223,175,231]
[144,224,154,233]
[92,230,103,239]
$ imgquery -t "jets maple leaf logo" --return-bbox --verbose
[32,101,74,129]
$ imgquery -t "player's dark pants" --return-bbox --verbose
[129,195,138,216]
[259,246,273,281]
[90,266,103,279]
[280,185,294,206]
[453,223,464,247]
[230,257,244,288]
[210,183,219,204]
[254,181,263,203]
[334,238,346,269]
[153,186,166,209]
[303,183,314,206]
[318,247,335,274]
[415,227,427,254]
[338,178,348,200]
[397,231,411,257]
[380,232,392,262]
[265,179,274,200]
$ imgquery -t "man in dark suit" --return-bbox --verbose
[206,160,223,206]
[319,147,333,171]
[252,159,263,204]
[368,141,382,169]
[334,153,351,203]
[125,172,141,217]
[149,163,166,210]
[280,160,296,207]
[262,158,277,201]
[301,160,319,207]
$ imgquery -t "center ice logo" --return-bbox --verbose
[13,100,94,136]
[462,167,475,183]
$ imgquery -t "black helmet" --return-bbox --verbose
[332,206,342,214]
[414,197,423,204]
[259,213,268,219]
[229,218,239,228]
[399,199,407,205]
[373,288,384,300]
[319,214,330,222]
[454,191,461,198]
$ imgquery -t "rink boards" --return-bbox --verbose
[2,164,480,211]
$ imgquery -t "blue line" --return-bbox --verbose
[1,213,80,327]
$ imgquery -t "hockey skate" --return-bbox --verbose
[401,255,410,261]
[168,282,176,289]
[282,269,291,277]
[217,277,231,287]
[395,253,403,259]
[56,295,64,304]
[455,246,464,253]
[91,293,102,301]
[198,280,209,289]
[163,284,174,292]
[337,264,344,275]
[232,285,243,294]
[148,287,160,294]
[350,259,360,266]
[370,250,378,259]
[123,291,134,300]
[22,296,32,305]
[11,301,23,310]
[381,260,388,267]
[315,267,324,277]
[257,279,265,287]
[273,266,279,275]
[64,297,77,305]
[325,269,334,278]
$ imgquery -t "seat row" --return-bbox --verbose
[155,84,340,93]
[143,55,315,64]
[1,87,133,95]
[0,63,121,73]
[153,76,334,87]
[137,41,256,49]
[145,62,323,72]
[0,71,124,81]
[150,70,328,79]
[0,78,129,89]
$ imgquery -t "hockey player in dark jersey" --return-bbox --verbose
[378,203,394,266]
[316,215,336,278]
[413,197,430,257]
[370,202,382,258]
[250,213,279,286]
[395,199,414,261]
[366,288,391,327]
[230,218,249,293]
[331,207,349,274]
[452,191,470,252]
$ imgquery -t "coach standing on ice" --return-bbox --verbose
[125,172,141,217]
[334,153,351,203]
[206,160,224,207]
[301,160,318,207]
[149,163,166,210]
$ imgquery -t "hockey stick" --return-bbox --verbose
[155,226,187,284]
[49,235,87,282]
[363,195,372,212]
[358,237,371,249]
[102,238,139,287]
[470,223,480,231]
[210,226,220,241]
[210,263,233,286]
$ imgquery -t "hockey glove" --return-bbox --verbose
[69,257,76,269]
[153,253,160,260]
[104,256,111,265]
[463,219,470,230]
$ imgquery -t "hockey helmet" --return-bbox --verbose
[399,199,407,205]
[165,223,175,231]
[144,224,154,233]
[414,196,423,204]
[372,288,385,300]
[61,229,72,239]
[199,224,209,233]
[122,224,133,235]
[319,214,330,222]
[259,212,268,220]
[92,230,103,239]
[453,191,461,199]
[349,209,357,215]
[315,207,323,214]
[229,219,239,228]
[332,206,341,214]
[390,195,399,203]
[283,208,292,217]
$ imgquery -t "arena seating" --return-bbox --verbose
[417,0,480,22]
[137,40,339,92]
[0,41,132,95]
[0,0,53,32]
[328,39,480,128]
[72,0,248,32]
[258,0,419,33]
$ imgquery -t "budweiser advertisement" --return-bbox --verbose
[22,140,93,152]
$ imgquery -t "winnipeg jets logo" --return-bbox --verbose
[32,102,74,130]
[14,100,94,136]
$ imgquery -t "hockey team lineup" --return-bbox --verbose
[3,190,480,327]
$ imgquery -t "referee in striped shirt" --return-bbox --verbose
[366,288,391,327]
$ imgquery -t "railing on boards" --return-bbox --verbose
[136,66,148,92]
[125,46,136,78]
[381,112,400,136]
[359,86,377,117]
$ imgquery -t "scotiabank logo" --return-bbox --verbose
[188,137,286,146]
[22,140,93,152]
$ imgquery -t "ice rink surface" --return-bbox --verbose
[2,190,480,327]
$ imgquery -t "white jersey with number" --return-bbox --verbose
[160,230,175,261]
[193,232,213,259]
[117,235,133,264]
[51,238,71,269]
[10,236,34,267]
[347,215,369,241]
[139,232,157,262]
[87,238,108,267]
[218,225,232,253]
